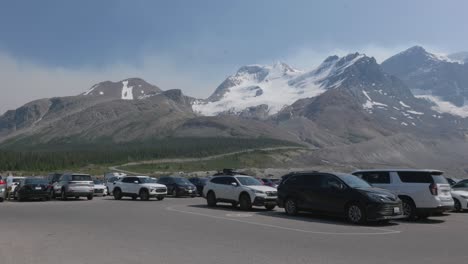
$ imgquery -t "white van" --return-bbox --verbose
[352,169,454,220]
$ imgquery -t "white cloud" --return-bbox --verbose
[0,51,219,115]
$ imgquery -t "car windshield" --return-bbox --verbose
[173,177,190,184]
[72,175,92,181]
[337,174,371,188]
[236,176,262,186]
[25,178,48,185]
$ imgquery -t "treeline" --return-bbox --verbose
[0,137,299,171]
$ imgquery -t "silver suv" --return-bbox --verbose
[52,173,94,200]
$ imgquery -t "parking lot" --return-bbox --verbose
[1,197,467,264]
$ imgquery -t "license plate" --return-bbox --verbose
[188,190,192,193]
[35,187,42,190]
[393,207,400,214]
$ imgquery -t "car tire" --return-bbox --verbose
[347,203,367,225]
[284,198,299,216]
[132,195,137,200]
[206,191,217,207]
[265,204,276,211]
[0,198,4,203]
[239,193,252,211]
[454,199,462,212]
[87,194,93,200]
[113,188,122,200]
[61,189,67,201]
[140,189,150,201]
[157,196,164,201]
[401,197,417,220]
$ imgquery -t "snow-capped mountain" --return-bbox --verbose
[82,78,162,100]
[193,54,373,116]
[382,46,468,117]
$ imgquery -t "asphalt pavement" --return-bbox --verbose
[0,197,467,264]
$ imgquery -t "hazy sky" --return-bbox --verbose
[0,0,467,114]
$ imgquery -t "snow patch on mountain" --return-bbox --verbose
[417,95,468,118]
[121,80,133,100]
[362,90,388,111]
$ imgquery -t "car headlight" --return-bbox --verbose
[253,189,265,194]
[367,193,392,202]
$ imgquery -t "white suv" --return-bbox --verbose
[451,179,468,212]
[352,169,454,219]
[203,175,278,210]
[113,176,167,201]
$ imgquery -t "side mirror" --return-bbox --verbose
[330,181,345,190]
[231,182,238,187]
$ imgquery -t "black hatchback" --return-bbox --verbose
[277,172,403,224]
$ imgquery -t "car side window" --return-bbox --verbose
[398,172,432,183]
[210,177,225,185]
[122,177,133,183]
[226,177,237,185]
[320,175,341,189]
[363,172,390,184]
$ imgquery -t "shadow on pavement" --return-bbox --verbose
[188,204,399,227]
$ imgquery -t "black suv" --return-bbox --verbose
[277,171,403,224]
[158,176,197,197]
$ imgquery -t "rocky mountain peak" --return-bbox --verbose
[82,78,162,100]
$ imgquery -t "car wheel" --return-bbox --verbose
[239,193,252,211]
[132,195,137,200]
[347,203,367,225]
[284,198,299,216]
[113,188,122,200]
[0,198,3,203]
[265,204,276,211]
[401,198,417,220]
[206,191,217,207]
[454,199,462,212]
[140,189,150,201]
[87,194,93,200]
[157,196,164,201]
[61,189,67,200]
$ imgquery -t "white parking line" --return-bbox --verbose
[166,206,401,236]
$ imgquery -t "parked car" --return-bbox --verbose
[7,176,25,199]
[52,173,94,200]
[203,174,278,210]
[261,178,279,188]
[158,176,197,197]
[451,179,468,212]
[106,175,125,195]
[104,172,127,182]
[277,171,403,224]
[15,178,51,201]
[0,176,6,202]
[188,177,209,196]
[113,176,167,201]
[93,179,108,196]
[352,169,454,219]
[47,173,63,184]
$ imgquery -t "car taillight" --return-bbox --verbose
[0,180,6,185]
[429,183,438,195]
